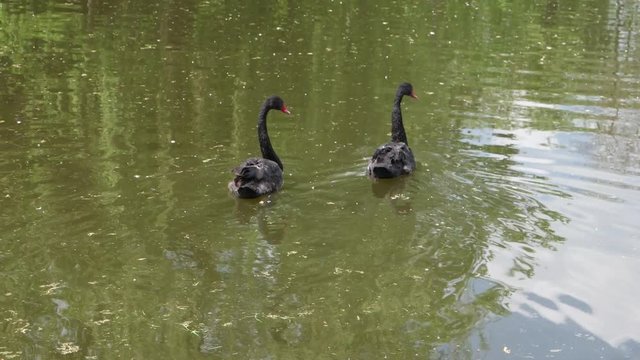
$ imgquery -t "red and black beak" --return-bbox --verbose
[281,104,291,114]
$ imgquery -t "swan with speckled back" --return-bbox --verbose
[229,96,291,198]
[367,82,418,179]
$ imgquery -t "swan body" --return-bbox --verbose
[368,142,416,178]
[229,158,283,198]
[367,82,417,179]
[229,96,290,198]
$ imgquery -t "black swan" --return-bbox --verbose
[367,82,418,179]
[228,96,291,198]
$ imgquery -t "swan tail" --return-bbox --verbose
[371,165,396,179]
[228,177,261,198]
[236,186,260,198]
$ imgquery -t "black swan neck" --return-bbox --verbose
[391,93,408,145]
[258,105,283,170]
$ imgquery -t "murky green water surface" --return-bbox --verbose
[1,0,640,358]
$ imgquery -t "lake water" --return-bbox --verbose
[1,0,639,359]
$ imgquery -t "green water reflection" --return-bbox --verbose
[1,0,639,358]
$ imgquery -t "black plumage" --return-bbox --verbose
[367,82,418,179]
[229,96,290,198]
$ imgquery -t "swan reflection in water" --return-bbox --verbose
[233,197,287,245]
[371,176,414,215]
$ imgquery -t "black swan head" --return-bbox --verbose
[397,82,418,99]
[265,95,291,114]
